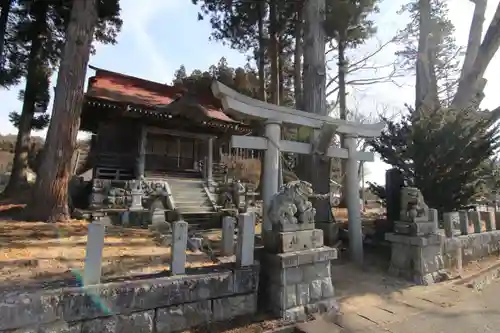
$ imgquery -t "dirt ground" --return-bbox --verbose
[0,218,219,291]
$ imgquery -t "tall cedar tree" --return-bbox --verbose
[26,0,99,222]
[3,0,121,196]
[369,0,500,211]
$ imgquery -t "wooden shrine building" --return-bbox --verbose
[80,66,254,219]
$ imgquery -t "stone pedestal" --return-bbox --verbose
[386,232,445,285]
[261,223,339,322]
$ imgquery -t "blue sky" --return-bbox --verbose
[0,0,499,185]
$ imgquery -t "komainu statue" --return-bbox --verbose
[267,180,316,227]
[399,187,429,222]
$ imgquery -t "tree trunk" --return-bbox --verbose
[459,0,486,84]
[415,0,439,111]
[269,0,279,105]
[0,0,12,66]
[257,1,266,102]
[338,36,348,207]
[4,2,47,196]
[453,2,500,109]
[26,0,98,222]
[302,0,331,223]
[294,2,303,110]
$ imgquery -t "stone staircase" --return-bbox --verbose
[166,172,218,226]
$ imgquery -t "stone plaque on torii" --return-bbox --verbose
[212,81,384,264]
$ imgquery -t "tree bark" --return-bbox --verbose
[26,0,98,222]
[4,1,47,196]
[415,0,439,111]
[0,0,12,66]
[294,1,304,110]
[453,2,500,109]
[302,0,332,223]
[257,1,266,102]
[459,0,486,84]
[269,0,279,105]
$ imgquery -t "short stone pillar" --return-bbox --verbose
[458,210,469,235]
[261,219,338,321]
[129,179,143,210]
[386,187,444,285]
[443,212,459,238]
[236,213,255,267]
[484,210,494,231]
[84,222,106,286]
[468,211,481,233]
[222,216,236,256]
[170,221,188,275]
[428,208,439,231]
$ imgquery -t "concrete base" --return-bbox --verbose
[386,233,445,285]
[261,247,339,321]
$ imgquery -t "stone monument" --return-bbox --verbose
[261,180,338,322]
[386,187,445,285]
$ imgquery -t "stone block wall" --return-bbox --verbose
[442,231,500,268]
[0,264,259,333]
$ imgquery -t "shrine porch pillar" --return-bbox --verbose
[136,125,146,178]
[345,134,363,265]
[207,137,214,184]
[262,119,281,232]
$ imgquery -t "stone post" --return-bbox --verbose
[468,211,481,233]
[222,216,236,256]
[496,211,500,230]
[262,120,282,233]
[207,137,214,184]
[344,134,363,265]
[458,210,469,235]
[443,212,458,238]
[83,222,106,286]
[170,221,188,275]
[484,210,494,231]
[428,208,439,231]
[236,213,255,267]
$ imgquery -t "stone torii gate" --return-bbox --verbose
[212,81,384,264]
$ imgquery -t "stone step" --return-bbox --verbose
[175,199,212,205]
[167,179,205,184]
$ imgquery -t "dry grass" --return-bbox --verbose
[0,218,215,290]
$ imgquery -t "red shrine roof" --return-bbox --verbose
[85,66,235,123]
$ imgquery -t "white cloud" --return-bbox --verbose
[118,0,180,81]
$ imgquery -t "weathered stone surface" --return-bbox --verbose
[268,284,297,310]
[321,278,335,298]
[282,306,307,323]
[0,270,236,331]
[267,230,324,253]
[0,292,60,331]
[309,280,322,302]
[116,310,154,333]
[302,262,330,282]
[212,294,257,322]
[263,247,337,269]
[387,238,445,285]
[156,300,212,333]
[233,265,260,294]
[12,321,82,333]
[296,283,310,306]
[81,316,117,333]
[443,231,500,266]
[272,222,315,232]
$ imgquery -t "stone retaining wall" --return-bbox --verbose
[442,231,500,268]
[0,264,259,333]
